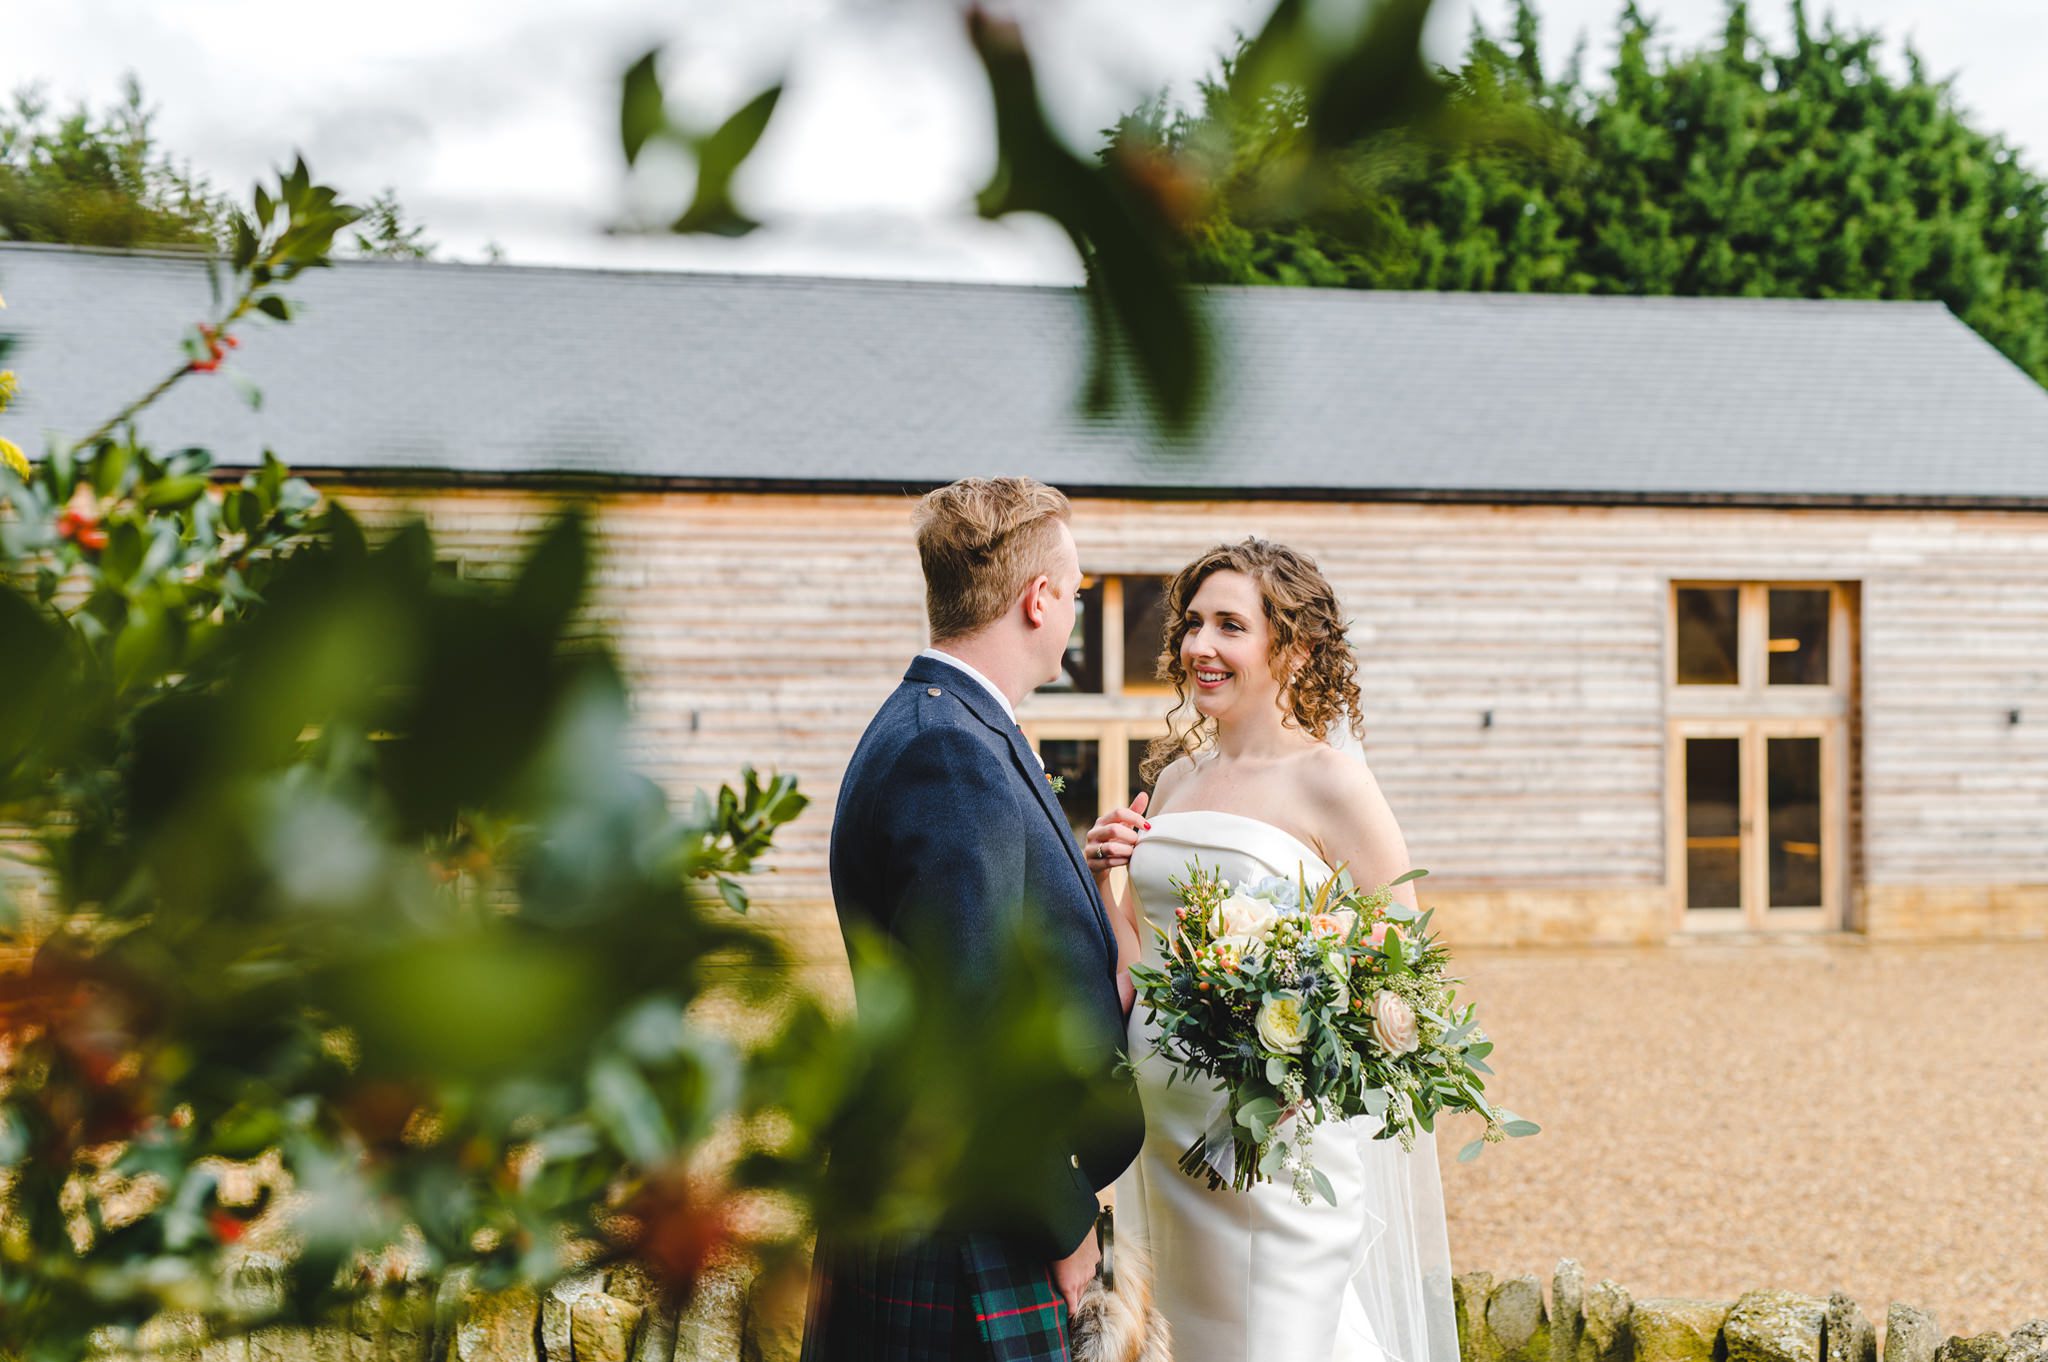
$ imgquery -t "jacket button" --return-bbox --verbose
[927,688,942,697]
[1070,1154,1081,1169]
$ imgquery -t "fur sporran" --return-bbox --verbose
[1070,1208,1172,1362]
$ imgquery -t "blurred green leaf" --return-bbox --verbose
[232,213,260,272]
[140,474,211,511]
[589,1056,676,1166]
[967,10,1207,432]
[621,49,667,167]
[671,86,783,237]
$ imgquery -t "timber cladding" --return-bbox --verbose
[336,487,2048,960]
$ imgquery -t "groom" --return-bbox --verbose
[801,477,1144,1362]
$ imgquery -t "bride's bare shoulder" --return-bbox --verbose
[1298,743,1381,797]
[1294,746,1400,842]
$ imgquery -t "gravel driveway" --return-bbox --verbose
[1433,938,2048,1338]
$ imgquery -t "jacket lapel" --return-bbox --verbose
[903,657,1116,961]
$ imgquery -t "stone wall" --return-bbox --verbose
[88,1256,2048,1362]
[1455,1263,2048,1362]
[85,1254,802,1362]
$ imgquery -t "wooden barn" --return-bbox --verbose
[6,242,2046,958]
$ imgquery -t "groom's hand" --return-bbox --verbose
[1083,791,1149,875]
[1051,1219,1103,1313]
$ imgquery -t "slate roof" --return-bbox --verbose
[4,241,2046,504]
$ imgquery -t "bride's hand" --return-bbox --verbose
[1083,791,1150,875]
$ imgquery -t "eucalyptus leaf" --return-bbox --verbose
[1237,1096,1281,1142]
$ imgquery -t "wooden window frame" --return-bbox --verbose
[1665,581,1853,934]
[1028,572,1180,725]
[1666,581,1852,719]
[1023,573,1177,875]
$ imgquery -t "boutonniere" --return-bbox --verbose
[1047,773,1066,794]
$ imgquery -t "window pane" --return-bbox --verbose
[1037,578,1105,693]
[1038,739,1100,841]
[1120,577,1172,692]
[1685,737,1742,910]
[1768,590,1830,686]
[1676,587,1740,685]
[1128,738,1154,807]
[1768,737,1823,909]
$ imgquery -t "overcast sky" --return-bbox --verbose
[8,0,2048,282]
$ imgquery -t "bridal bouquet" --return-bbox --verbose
[1127,861,1536,1205]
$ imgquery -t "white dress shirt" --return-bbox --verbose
[917,648,1018,722]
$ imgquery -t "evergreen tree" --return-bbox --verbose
[1119,0,2048,385]
[0,78,228,250]
[1,77,435,260]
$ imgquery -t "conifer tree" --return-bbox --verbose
[1118,0,2048,385]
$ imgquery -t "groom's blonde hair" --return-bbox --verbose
[913,477,1072,643]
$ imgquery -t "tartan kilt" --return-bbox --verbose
[800,1230,1072,1362]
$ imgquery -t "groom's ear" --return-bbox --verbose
[1020,573,1055,629]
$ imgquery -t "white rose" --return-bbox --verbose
[1255,992,1309,1054]
[1216,892,1279,942]
[1370,990,1420,1055]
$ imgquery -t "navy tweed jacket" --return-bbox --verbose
[827,653,1144,1258]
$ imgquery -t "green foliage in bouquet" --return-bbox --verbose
[1130,860,1536,1206]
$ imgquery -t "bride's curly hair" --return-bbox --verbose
[1140,538,1364,787]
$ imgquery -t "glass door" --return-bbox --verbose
[1682,732,1744,915]
[1760,727,1831,928]
[1673,722,1836,931]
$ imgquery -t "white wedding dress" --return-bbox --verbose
[1114,809,1462,1362]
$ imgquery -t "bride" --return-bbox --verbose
[1082,538,1460,1362]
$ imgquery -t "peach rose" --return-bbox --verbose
[1370,990,1420,1055]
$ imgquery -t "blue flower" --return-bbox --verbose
[1243,875,1300,909]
